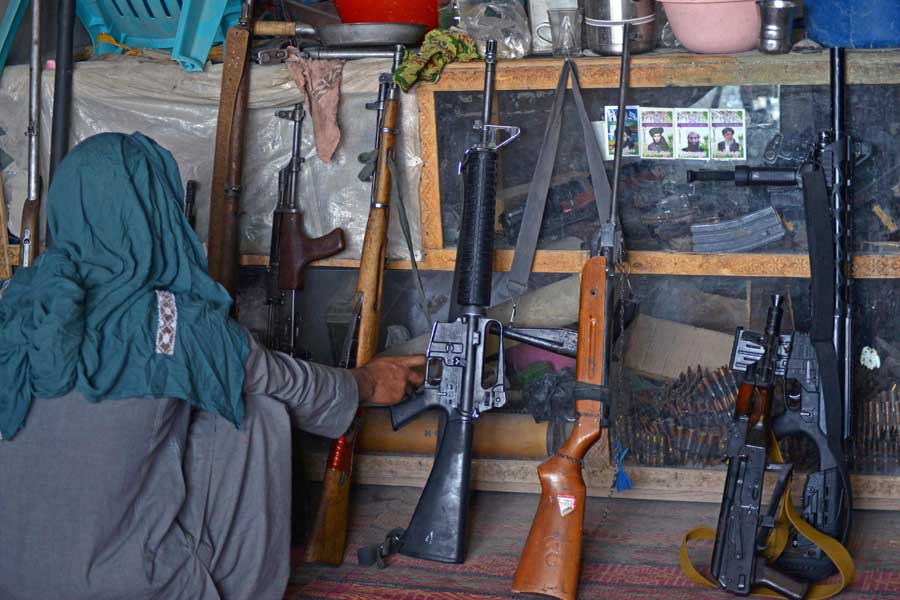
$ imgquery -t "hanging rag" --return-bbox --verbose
[285,48,344,162]
[393,29,481,93]
[0,132,249,441]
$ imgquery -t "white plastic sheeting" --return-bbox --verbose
[0,55,423,260]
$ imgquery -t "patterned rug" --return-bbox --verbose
[285,485,900,599]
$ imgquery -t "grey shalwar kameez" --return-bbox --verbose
[0,330,358,599]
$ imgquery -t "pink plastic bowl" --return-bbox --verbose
[660,0,761,53]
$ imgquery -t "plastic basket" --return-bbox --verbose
[75,0,242,72]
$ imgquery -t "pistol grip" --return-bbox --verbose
[390,389,441,430]
[278,211,345,290]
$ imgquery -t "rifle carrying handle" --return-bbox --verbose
[456,148,498,308]
[277,212,345,290]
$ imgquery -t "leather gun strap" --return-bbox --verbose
[207,24,250,287]
[507,60,613,298]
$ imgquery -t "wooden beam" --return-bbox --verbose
[302,451,900,511]
[430,50,900,92]
[417,88,444,250]
[239,249,900,279]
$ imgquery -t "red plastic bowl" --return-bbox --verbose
[334,0,439,29]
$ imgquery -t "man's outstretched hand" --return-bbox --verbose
[351,355,426,406]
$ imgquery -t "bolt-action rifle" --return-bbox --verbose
[358,40,520,566]
[511,23,631,600]
[303,46,405,566]
[265,104,345,358]
[19,0,41,268]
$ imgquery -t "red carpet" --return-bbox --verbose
[286,485,900,599]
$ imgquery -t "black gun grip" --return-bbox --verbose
[456,148,497,308]
[399,411,474,564]
[390,390,441,430]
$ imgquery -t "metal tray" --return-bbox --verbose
[316,23,426,47]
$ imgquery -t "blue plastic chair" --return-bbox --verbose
[75,0,242,71]
[0,0,29,80]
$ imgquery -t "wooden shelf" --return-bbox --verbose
[235,249,900,279]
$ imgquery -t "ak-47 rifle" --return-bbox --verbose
[358,40,520,567]
[710,295,812,599]
[303,46,405,566]
[511,23,631,600]
[265,103,345,358]
[19,0,41,268]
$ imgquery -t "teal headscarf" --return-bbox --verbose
[0,132,248,440]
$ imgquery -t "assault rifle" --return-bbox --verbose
[711,295,810,598]
[304,46,405,565]
[265,104,344,358]
[359,40,520,566]
[689,49,854,583]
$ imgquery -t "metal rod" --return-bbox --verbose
[481,40,497,147]
[831,47,853,439]
[300,47,402,60]
[27,0,40,208]
[288,106,303,210]
[609,22,631,225]
[49,0,75,187]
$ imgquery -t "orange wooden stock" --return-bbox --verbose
[303,97,399,566]
[512,255,607,600]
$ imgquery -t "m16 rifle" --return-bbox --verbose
[265,104,344,358]
[687,49,855,583]
[359,40,520,566]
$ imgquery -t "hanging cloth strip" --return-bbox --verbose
[507,60,612,298]
[680,432,855,599]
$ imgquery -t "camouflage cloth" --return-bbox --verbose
[394,30,481,93]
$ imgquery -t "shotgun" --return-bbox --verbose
[512,23,632,600]
[303,46,405,565]
[19,0,41,268]
[511,255,607,600]
[207,0,254,296]
[266,104,345,358]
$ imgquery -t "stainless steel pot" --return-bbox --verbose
[579,0,657,55]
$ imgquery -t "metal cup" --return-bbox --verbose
[757,0,797,54]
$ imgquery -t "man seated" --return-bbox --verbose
[0,133,424,600]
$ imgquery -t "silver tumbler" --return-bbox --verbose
[579,0,657,55]
[758,0,797,54]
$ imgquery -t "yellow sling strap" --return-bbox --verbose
[680,434,855,599]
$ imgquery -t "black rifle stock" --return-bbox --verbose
[359,39,519,567]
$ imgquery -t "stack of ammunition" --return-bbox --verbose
[851,385,900,474]
[613,365,739,468]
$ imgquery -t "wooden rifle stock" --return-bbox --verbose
[207,6,252,296]
[303,88,400,565]
[512,256,607,600]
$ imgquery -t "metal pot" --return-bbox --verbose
[579,0,657,55]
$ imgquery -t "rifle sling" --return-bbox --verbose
[507,60,612,298]
[679,432,855,599]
